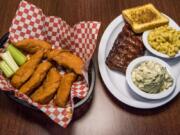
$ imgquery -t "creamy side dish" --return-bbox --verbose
[131,61,173,93]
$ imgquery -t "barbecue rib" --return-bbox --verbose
[106,23,145,74]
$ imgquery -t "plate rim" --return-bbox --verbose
[98,15,180,109]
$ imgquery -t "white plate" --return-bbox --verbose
[98,15,180,109]
[142,14,180,58]
[126,56,176,100]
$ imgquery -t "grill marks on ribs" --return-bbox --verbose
[106,24,145,73]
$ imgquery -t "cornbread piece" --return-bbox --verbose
[31,68,61,104]
[122,3,169,33]
[19,61,52,95]
[106,24,145,73]
[14,39,52,53]
[11,51,44,88]
[54,72,77,107]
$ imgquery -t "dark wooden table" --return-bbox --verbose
[0,0,180,135]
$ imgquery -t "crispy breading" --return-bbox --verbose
[54,72,76,107]
[11,51,44,88]
[31,68,61,104]
[47,50,84,75]
[14,39,52,54]
[19,61,52,95]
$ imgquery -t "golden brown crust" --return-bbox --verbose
[30,68,61,104]
[19,61,52,95]
[122,3,169,33]
[14,39,52,54]
[54,72,77,107]
[11,51,44,88]
[47,50,84,75]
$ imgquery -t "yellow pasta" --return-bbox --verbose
[148,25,180,57]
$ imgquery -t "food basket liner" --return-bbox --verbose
[0,0,100,127]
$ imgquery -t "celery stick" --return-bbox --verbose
[0,61,14,78]
[1,51,19,72]
[7,44,27,65]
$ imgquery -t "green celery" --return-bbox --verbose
[1,51,19,72]
[0,61,14,78]
[7,44,27,65]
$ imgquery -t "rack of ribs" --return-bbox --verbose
[106,23,145,74]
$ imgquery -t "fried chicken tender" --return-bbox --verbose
[31,68,61,104]
[54,72,77,107]
[19,61,52,95]
[47,50,84,75]
[11,51,44,88]
[14,39,52,54]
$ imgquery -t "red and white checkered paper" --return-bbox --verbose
[0,1,100,127]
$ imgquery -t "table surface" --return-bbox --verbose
[0,0,180,135]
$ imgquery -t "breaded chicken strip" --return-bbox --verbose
[14,39,52,54]
[54,72,76,107]
[47,50,84,75]
[19,61,52,95]
[31,68,61,104]
[11,51,44,88]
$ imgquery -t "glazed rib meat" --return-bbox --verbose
[106,23,145,73]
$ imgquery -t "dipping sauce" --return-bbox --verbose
[131,61,173,93]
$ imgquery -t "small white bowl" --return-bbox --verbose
[142,14,180,59]
[126,56,176,100]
